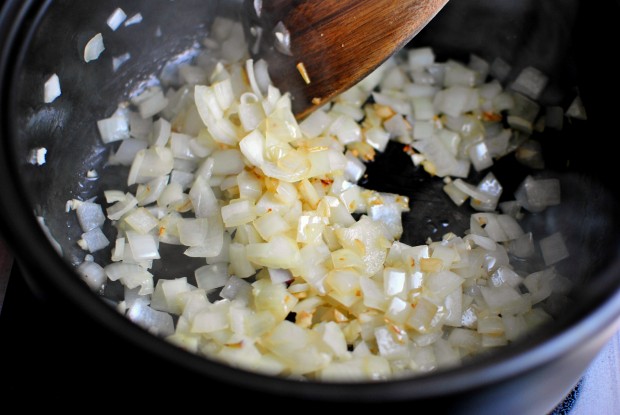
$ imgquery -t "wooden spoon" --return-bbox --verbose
[246,0,449,119]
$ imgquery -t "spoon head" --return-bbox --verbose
[246,0,449,118]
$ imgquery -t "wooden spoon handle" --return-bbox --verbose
[249,0,449,118]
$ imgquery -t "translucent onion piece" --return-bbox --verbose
[76,202,106,232]
[221,276,252,304]
[510,66,548,100]
[195,263,229,291]
[128,147,174,185]
[137,88,169,119]
[109,138,148,166]
[514,176,561,213]
[77,261,106,291]
[84,33,105,62]
[98,116,130,144]
[539,232,569,266]
[127,303,174,336]
[80,227,110,253]
[44,74,61,103]
[125,13,143,27]
[151,277,192,315]
[112,53,131,72]
[566,95,587,120]
[126,231,160,260]
[107,8,127,31]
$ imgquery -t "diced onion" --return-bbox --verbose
[77,261,106,291]
[510,66,548,100]
[73,40,573,382]
[107,8,127,31]
[80,227,110,253]
[112,52,131,72]
[97,115,130,144]
[76,202,106,232]
[539,232,569,265]
[44,74,61,103]
[124,13,143,27]
[84,33,105,62]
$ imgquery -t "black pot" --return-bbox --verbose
[1,0,619,413]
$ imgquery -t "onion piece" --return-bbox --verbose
[124,207,159,234]
[136,87,169,119]
[195,263,229,291]
[539,232,569,265]
[77,261,106,291]
[126,231,160,260]
[151,277,193,315]
[44,74,61,103]
[28,147,47,166]
[468,141,493,172]
[109,138,148,166]
[80,227,110,253]
[128,303,174,336]
[127,147,174,185]
[84,33,105,62]
[112,52,131,72]
[107,8,127,31]
[408,47,435,70]
[221,276,252,304]
[98,115,130,144]
[509,66,548,100]
[566,94,587,120]
[124,13,143,27]
[76,202,106,232]
[507,232,535,258]
[443,60,477,87]
[471,172,502,212]
[107,193,138,220]
[514,176,561,213]
[489,57,511,82]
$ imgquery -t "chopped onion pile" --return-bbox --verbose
[68,22,574,380]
